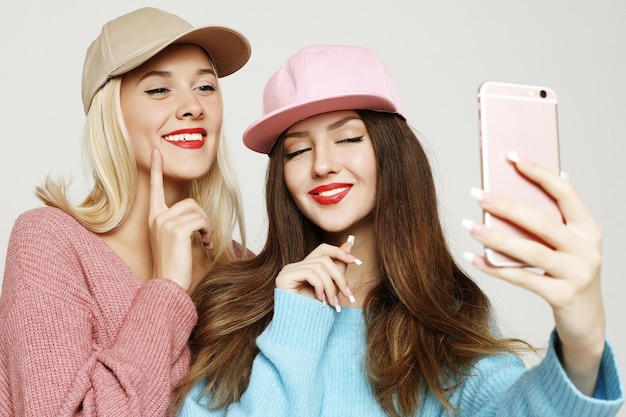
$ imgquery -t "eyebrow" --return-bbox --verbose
[284,115,361,139]
[138,68,217,82]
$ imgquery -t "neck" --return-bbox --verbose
[115,171,189,235]
[101,171,192,281]
[326,226,380,307]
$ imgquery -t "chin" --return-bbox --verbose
[315,213,374,235]
[315,222,353,234]
[167,169,210,182]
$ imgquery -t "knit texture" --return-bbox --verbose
[0,207,198,416]
[179,289,624,416]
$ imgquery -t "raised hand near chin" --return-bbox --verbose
[149,148,214,292]
[275,235,361,312]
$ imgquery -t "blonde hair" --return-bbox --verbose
[36,76,246,261]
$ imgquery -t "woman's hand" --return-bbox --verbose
[275,237,359,312]
[464,152,605,396]
[149,149,214,292]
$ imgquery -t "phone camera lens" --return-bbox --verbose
[540,90,547,98]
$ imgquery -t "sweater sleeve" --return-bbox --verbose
[0,209,198,417]
[178,289,336,417]
[455,331,624,416]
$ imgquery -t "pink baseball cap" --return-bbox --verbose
[243,45,406,154]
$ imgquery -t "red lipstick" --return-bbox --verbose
[308,183,352,205]
[162,128,207,149]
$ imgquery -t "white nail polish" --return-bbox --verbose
[353,258,363,266]
[470,188,484,201]
[506,151,521,163]
[333,296,342,313]
[345,287,356,304]
[461,219,475,231]
[463,251,475,262]
[347,235,355,244]
[560,171,569,180]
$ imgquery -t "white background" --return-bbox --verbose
[1,1,624,412]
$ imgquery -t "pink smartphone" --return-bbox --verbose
[477,81,562,267]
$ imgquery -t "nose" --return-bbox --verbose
[312,143,338,177]
[176,91,204,120]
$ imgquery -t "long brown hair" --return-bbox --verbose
[175,111,530,416]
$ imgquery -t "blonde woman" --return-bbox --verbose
[0,7,250,416]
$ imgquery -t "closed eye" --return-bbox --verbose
[285,148,310,159]
[145,87,170,95]
[336,136,364,144]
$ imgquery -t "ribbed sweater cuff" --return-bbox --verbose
[114,278,197,356]
[140,278,197,340]
[538,331,624,416]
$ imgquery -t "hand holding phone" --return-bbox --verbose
[477,81,563,267]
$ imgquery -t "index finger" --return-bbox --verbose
[307,241,361,267]
[341,234,362,265]
[150,148,168,218]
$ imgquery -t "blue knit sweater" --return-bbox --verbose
[179,289,624,416]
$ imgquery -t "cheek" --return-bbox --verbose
[204,99,224,131]
[283,163,311,212]
[129,139,153,173]
[283,165,299,198]
[213,106,224,125]
[351,147,377,181]
[363,144,378,178]
[364,157,378,186]
[123,114,158,171]
[123,110,153,150]
[121,90,142,135]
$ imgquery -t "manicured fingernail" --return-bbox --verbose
[560,171,569,180]
[466,220,488,237]
[334,296,342,313]
[347,254,363,265]
[347,235,355,244]
[322,293,328,307]
[461,218,475,231]
[470,187,496,206]
[465,252,487,268]
[463,251,476,262]
[470,187,484,201]
[346,286,356,303]
[506,151,521,163]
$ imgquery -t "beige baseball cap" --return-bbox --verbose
[81,7,251,114]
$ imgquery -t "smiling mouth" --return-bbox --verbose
[163,132,205,149]
[163,133,203,142]
[315,187,348,197]
[309,185,351,205]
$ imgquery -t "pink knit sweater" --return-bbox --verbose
[0,207,198,416]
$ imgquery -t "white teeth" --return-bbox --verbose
[163,133,203,142]
[318,187,347,197]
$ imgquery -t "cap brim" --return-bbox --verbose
[243,94,398,154]
[111,25,251,78]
